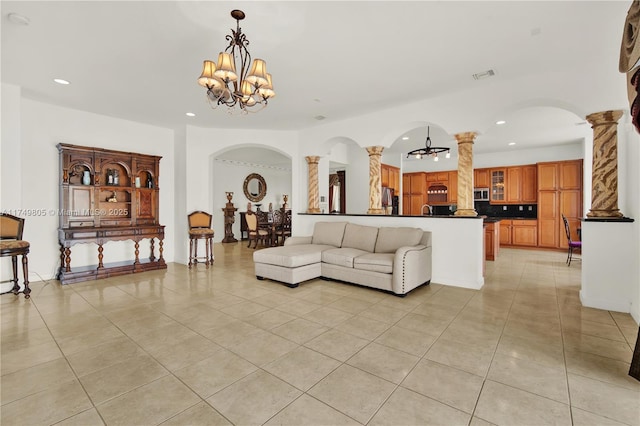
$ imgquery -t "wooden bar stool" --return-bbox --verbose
[188,211,214,267]
[0,213,31,298]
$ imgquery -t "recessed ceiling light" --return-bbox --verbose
[402,136,409,140]
[53,78,70,85]
[8,13,30,26]
[186,112,196,117]
[496,120,506,125]
[508,142,516,146]
[314,115,326,121]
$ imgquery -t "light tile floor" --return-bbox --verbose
[1,244,639,425]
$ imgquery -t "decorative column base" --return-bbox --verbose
[586,209,624,218]
[367,208,385,215]
[307,208,321,214]
[454,209,478,217]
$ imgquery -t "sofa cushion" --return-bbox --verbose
[253,244,333,268]
[374,227,424,253]
[353,253,394,274]
[322,248,369,268]
[341,223,379,252]
[311,222,347,247]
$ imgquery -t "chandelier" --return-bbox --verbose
[406,126,451,161]
[197,10,275,113]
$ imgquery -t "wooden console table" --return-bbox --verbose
[58,225,166,284]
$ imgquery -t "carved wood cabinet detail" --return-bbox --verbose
[57,143,166,284]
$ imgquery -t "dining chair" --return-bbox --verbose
[188,211,214,267]
[245,211,269,248]
[274,209,292,245]
[0,213,31,298]
[562,214,581,266]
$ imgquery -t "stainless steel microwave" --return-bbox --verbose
[473,188,490,201]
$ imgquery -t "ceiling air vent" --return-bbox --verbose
[472,69,496,80]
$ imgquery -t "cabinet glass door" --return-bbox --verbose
[491,169,505,202]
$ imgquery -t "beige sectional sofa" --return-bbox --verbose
[253,222,432,296]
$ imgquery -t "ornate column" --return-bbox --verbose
[586,110,624,218]
[222,191,238,243]
[305,156,321,213]
[366,146,385,215]
[453,132,478,216]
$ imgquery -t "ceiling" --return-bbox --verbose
[1,1,630,155]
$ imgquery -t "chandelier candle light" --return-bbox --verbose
[407,126,451,161]
[197,10,275,113]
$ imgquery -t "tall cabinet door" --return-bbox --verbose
[506,167,521,203]
[521,165,537,203]
[560,160,582,190]
[559,190,582,248]
[538,191,558,248]
[538,162,558,191]
[402,174,411,215]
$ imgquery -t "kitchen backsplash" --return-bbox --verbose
[432,202,537,218]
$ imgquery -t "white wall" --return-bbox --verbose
[1,84,23,289]
[211,159,291,242]
[581,118,640,323]
[183,125,298,255]
[12,99,175,282]
[173,127,188,264]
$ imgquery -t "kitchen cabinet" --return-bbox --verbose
[381,163,400,194]
[490,169,506,203]
[427,172,449,182]
[475,168,490,188]
[500,219,537,247]
[426,171,449,205]
[494,165,537,204]
[521,165,537,203]
[537,159,583,249]
[485,221,499,261]
[448,171,458,204]
[538,191,559,248]
[506,167,521,203]
[402,172,427,215]
[512,220,538,246]
[500,220,512,245]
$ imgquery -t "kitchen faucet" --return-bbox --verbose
[421,204,433,216]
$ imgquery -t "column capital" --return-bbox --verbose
[454,132,477,144]
[366,146,385,156]
[305,156,320,164]
[586,110,623,127]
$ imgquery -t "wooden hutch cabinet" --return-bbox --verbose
[57,144,166,284]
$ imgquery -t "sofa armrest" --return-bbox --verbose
[392,244,432,295]
[284,236,312,246]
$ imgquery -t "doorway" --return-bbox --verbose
[329,170,346,214]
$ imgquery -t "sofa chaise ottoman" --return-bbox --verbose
[253,221,432,296]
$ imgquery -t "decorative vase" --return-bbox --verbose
[82,171,91,185]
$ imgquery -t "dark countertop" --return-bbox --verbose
[483,216,537,222]
[298,213,484,219]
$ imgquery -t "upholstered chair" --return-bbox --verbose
[188,211,214,267]
[0,213,31,298]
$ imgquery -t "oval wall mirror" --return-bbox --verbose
[243,173,267,202]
